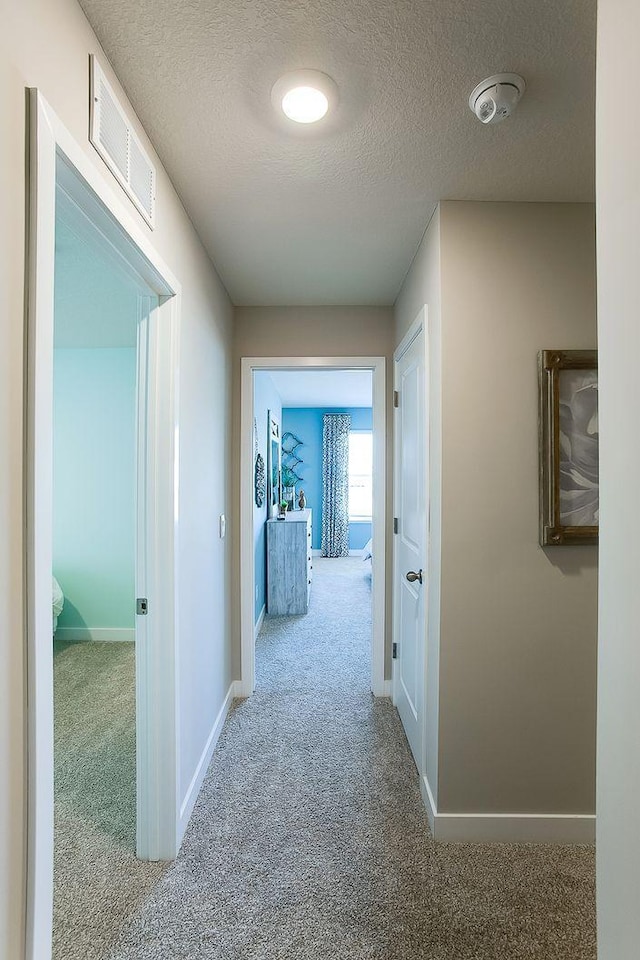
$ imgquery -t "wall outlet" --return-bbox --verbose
[219,514,226,539]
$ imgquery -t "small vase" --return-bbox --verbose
[283,485,296,511]
[298,490,306,510]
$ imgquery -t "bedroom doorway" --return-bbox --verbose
[26,92,180,960]
[251,370,376,693]
[50,183,158,958]
[239,358,387,699]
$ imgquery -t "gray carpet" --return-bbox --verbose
[55,559,596,959]
[53,640,166,960]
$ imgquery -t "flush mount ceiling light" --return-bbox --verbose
[271,70,338,124]
[469,73,526,125]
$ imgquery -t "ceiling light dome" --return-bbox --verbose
[282,86,328,123]
[272,70,338,125]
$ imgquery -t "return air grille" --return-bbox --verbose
[90,56,156,227]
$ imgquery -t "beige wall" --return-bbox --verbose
[0,2,233,955]
[232,307,395,676]
[595,2,640,955]
[395,201,598,815]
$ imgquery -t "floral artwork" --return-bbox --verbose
[558,370,599,526]
[539,350,598,545]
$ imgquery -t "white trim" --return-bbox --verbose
[54,627,135,643]
[394,305,428,363]
[382,680,392,697]
[255,604,266,637]
[25,90,181,960]
[135,277,181,864]
[25,90,56,960]
[178,683,235,834]
[420,773,437,837]
[240,357,387,699]
[421,775,595,844]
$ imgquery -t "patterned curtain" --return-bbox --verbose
[321,413,351,557]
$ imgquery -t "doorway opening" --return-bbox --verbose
[51,181,162,957]
[26,92,180,960]
[240,358,386,699]
[253,369,375,691]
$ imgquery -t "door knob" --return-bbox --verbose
[406,569,423,584]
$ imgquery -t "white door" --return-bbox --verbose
[393,321,427,771]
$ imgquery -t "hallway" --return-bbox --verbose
[98,558,594,959]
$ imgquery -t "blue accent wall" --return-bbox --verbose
[253,373,282,624]
[53,348,136,630]
[281,407,373,551]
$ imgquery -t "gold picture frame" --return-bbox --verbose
[538,350,598,546]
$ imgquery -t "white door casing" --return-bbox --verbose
[239,357,387,698]
[26,90,181,960]
[393,308,428,772]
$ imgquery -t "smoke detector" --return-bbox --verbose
[469,73,526,125]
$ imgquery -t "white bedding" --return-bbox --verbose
[52,576,64,634]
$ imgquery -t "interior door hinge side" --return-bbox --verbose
[392,642,398,659]
[393,390,399,408]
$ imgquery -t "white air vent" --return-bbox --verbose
[90,56,156,227]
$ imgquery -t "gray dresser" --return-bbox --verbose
[266,509,312,615]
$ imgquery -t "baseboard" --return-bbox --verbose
[233,678,252,699]
[420,775,595,844]
[179,682,235,835]
[254,604,266,637]
[420,774,437,837]
[54,627,135,642]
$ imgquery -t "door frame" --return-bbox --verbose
[239,357,387,698]
[25,90,181,960]
[392,306,429,776]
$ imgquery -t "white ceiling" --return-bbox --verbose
[78,0,596,306]
[266,370,372,407]
[54,216,141,348]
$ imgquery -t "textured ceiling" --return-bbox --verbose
[267,370,372,407]
[78,0,596,306]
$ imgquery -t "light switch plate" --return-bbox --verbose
[219,514,226,539]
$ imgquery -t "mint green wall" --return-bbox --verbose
[53,348,136,629]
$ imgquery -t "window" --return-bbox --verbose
[349,431,373,521]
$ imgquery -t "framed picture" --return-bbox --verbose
[538,350,598,545]
[266,411,281,518]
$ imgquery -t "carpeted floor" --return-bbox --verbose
[54,558,596,959]
[53,640,166,960]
